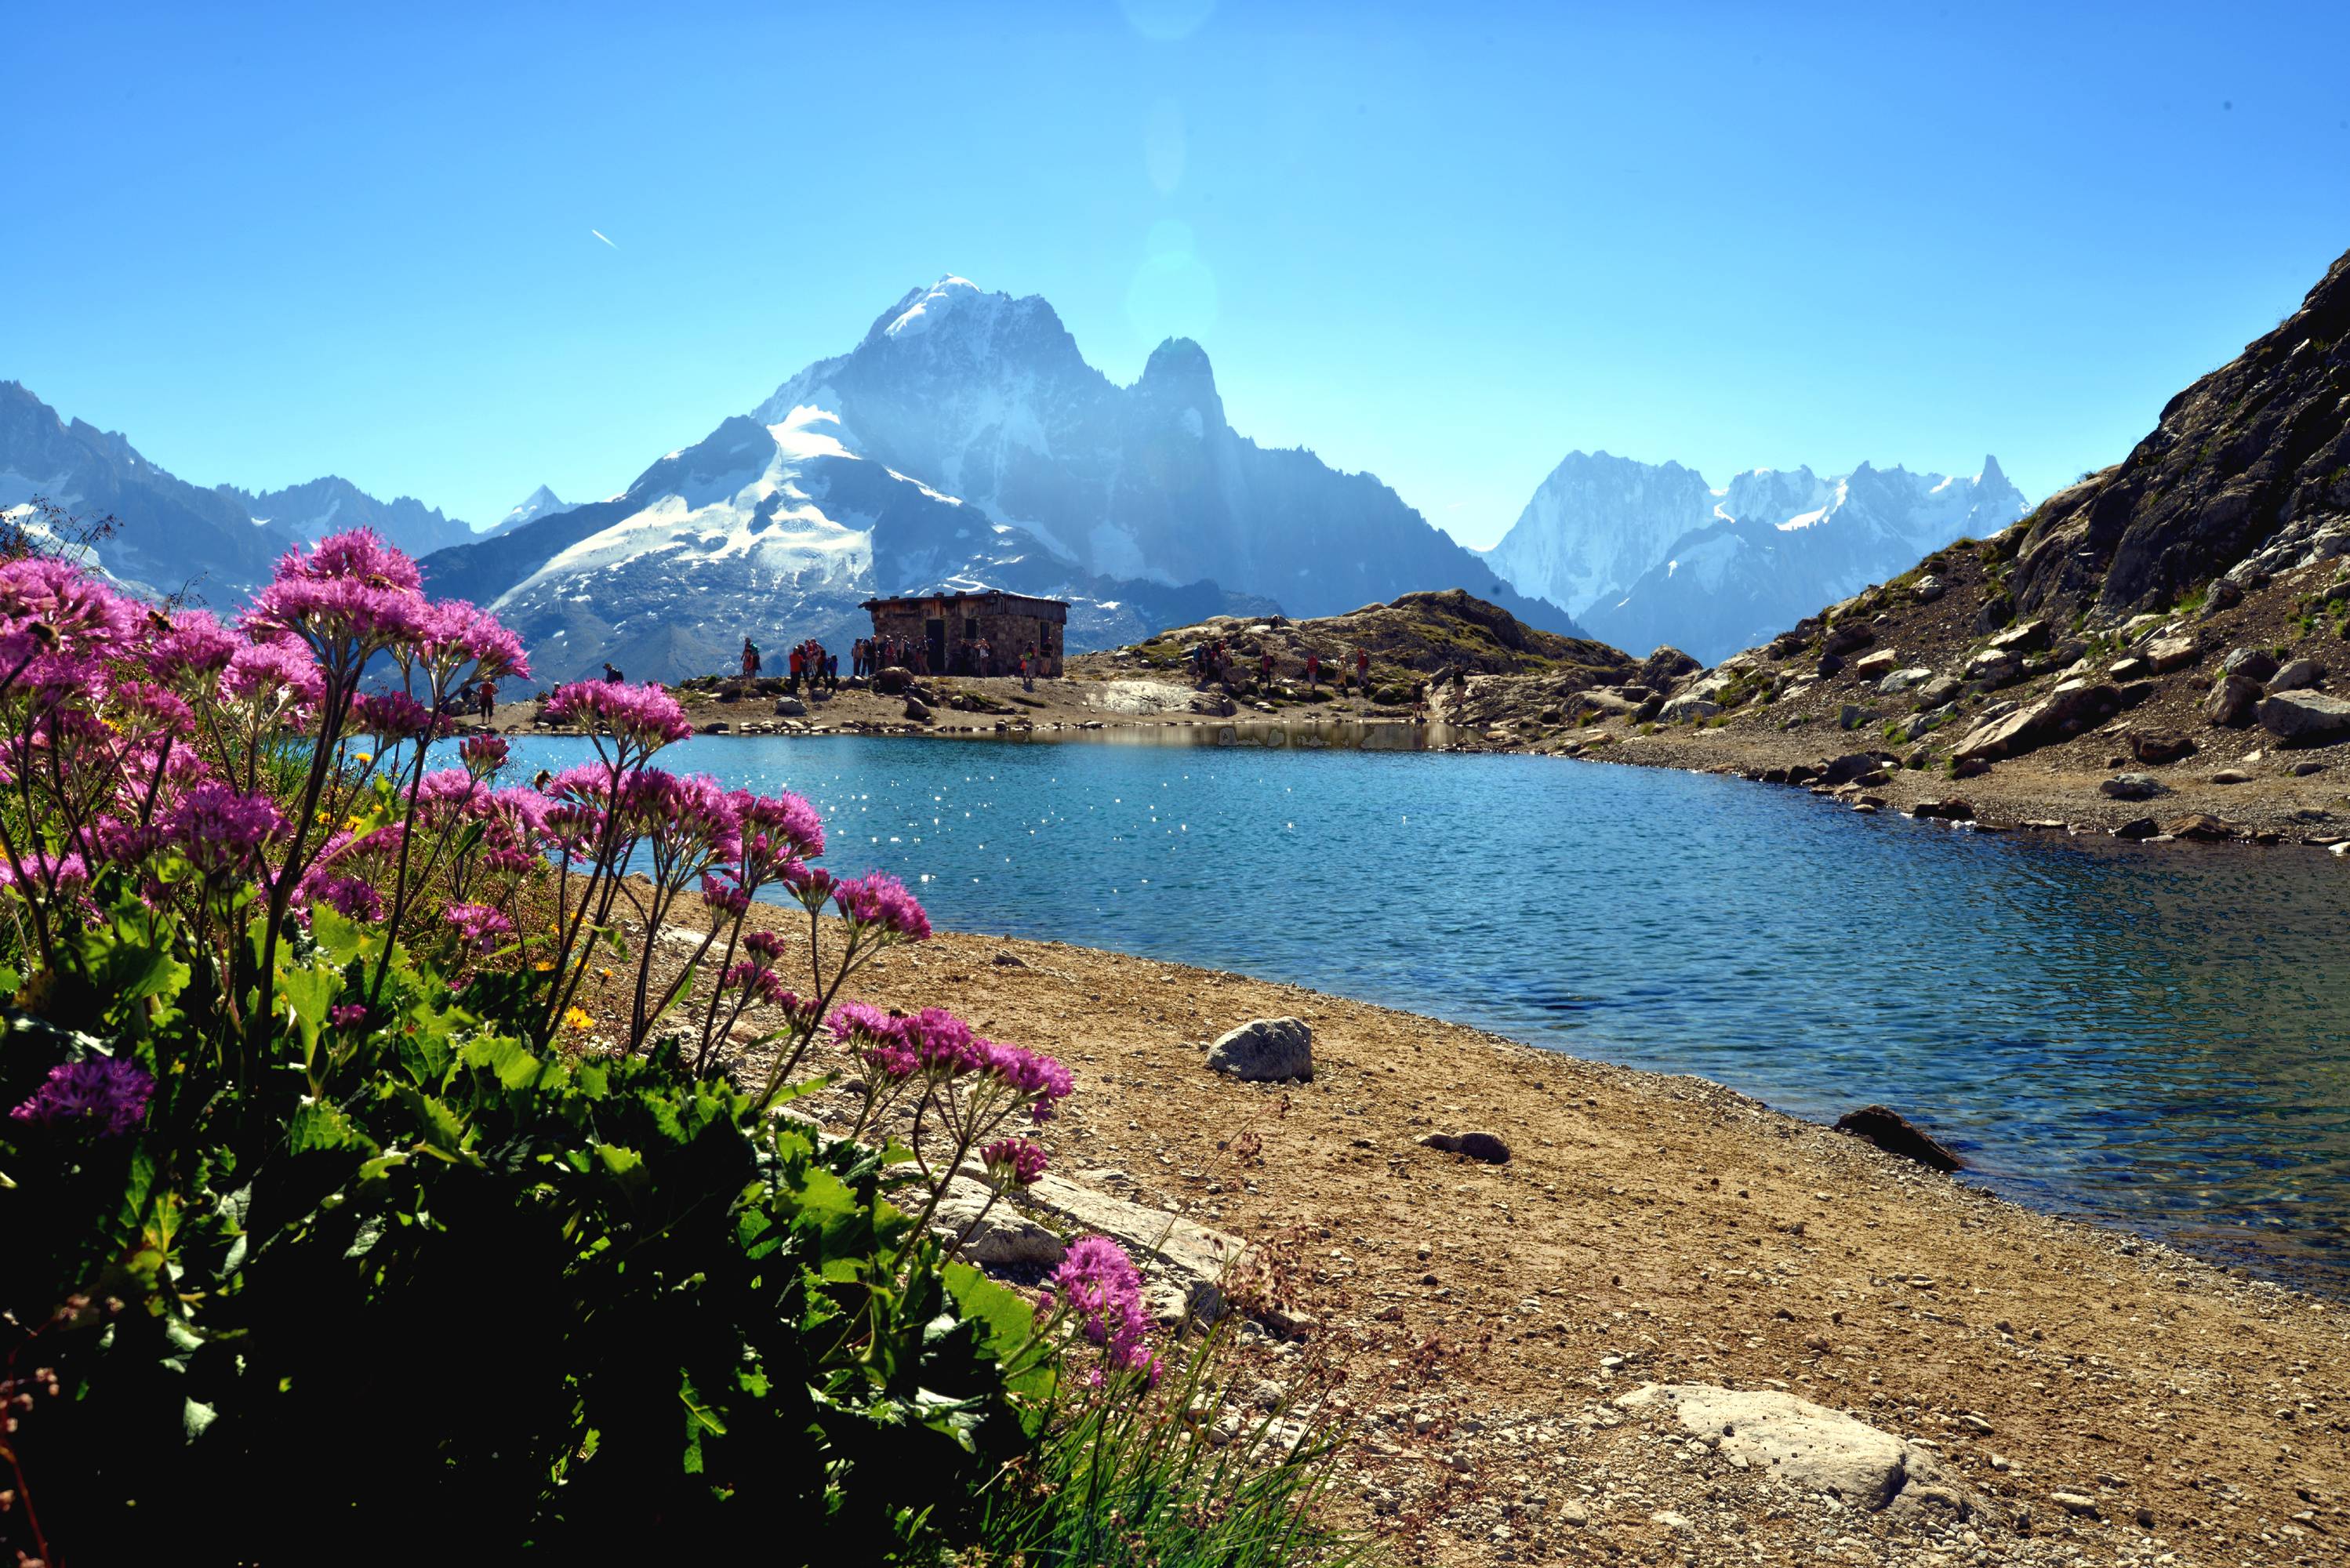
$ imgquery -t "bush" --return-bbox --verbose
[0,534,1320,1565]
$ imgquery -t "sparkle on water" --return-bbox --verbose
[515,731,2350,1289]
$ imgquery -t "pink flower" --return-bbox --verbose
[743,929,786,962]
[329,1004,369,1029]
[220,641,327,720]
[983,1040,1076,1123]
[830,1003,917,1082]
[980,1135,1048,1187]
[445,902,515,952]
[9,1056,154,1138]
[0,557,143,655]
[732,789,826,866]
[830,871,930,942]
[458,733,509,779]
[352,691,440,744]
[1043,1236,1158,1384]
[298,871,384,923]
[410,599,529,683]
[280,528,423,592]
[719,960,798,1011]
[149,608,239,689]
[699,870,750,916]
[543,681,692,757]
[166,781,285,877]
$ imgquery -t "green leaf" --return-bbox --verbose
[390,1083,477,1163]
[287,1099,372,1156]
[459,1033,542,1091]
[280,962,339,1068]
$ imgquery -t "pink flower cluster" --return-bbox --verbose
[9,1057,155,1138]
[1044,1236,1158,1385]
[446,902,516,953]
[830,871,932,942]
[543,680,693,757]
[980,1135,1048,1187]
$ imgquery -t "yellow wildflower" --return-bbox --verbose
[562,1007,594,1034]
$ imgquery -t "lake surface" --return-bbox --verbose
[514,731,2350,1289]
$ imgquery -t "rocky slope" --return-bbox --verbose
[1082,589,1643,712]
[1485,450,2029,664]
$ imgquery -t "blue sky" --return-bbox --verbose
[6,1,2347,547]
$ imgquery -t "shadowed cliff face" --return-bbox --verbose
[2014,247,2350,622]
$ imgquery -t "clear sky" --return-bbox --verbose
[6,1,2348,546]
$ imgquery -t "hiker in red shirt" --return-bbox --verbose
[1305,650,1320,691]
[788,645,804,695]
[1354,646,1371,694]
[1259,649,1273,690]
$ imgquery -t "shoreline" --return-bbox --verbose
[495,674,2349,856]
[579,901,2349,1565]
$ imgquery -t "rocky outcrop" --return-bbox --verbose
[932,1168,1247,1327]
[2006,248,2350,623]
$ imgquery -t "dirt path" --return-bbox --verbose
[568,907,2349,1567]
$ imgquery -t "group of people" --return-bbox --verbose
[743,637,839,695]
[1186,639,1374,695]
[852,634,918,679]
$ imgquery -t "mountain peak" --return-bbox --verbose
[870,276,986,343]
[1139,336,1216,391]
[1978,453,2007,488]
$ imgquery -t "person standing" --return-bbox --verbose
[1259,648,1274,690]
[741,637,760,679]
[1355,646,1371,695]
[477,677,497,720]
[603,662,623,684]
[1306,649,1320,691]
[787,644,804,695]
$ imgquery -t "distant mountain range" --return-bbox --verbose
[0,379,553,603]
[1482,451,2029,663]
[415,276,1575,682]
[5,278,2023,677]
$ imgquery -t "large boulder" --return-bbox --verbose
[1950,681,2122,764]
[870,665,914,695]
[1615,1385,1913,1510]
[1821,623,1876,657]
[2127,729,2196,765]
[1988,619,2050,653]
[2257,688,2350,743]
[1851,648,1900,677]
[1206,1017,1314,1083]
[1876,666,1934,695]
[2099,772,2164,800]
[772,696,808,717]
[2144,634,2199,673]
[2222,647,2279,681]
[2206,672,2265,725]
[2270,658,2325,691]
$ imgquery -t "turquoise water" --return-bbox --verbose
[514,732,2350,1288]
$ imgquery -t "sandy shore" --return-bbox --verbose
[567,906,2349,1567]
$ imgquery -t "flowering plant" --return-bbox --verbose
[0,535,1175,1566]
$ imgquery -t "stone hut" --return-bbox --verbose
[862,590,1068,678]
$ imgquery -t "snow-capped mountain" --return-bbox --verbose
[1484,450,2027,662]
[749,278,1574,628]
[420,274,1574,683]
[485,485,574,536]
[0,379,299,601]
[1572,458,2029,662]
[218,475,474,558]
[1484,451,1716,622]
